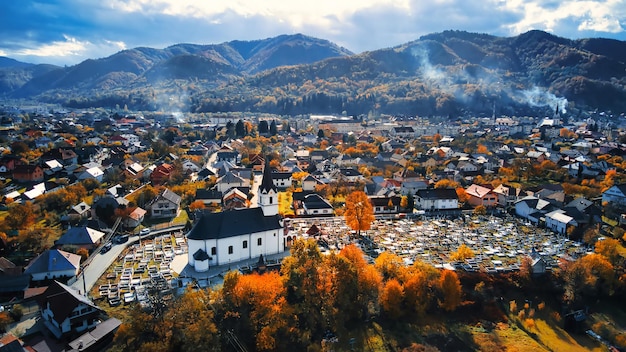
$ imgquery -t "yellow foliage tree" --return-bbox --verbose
[449,244,475,262]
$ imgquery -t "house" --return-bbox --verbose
[338,168,363,182]
[400,180,429,196]
[24,249,81,282]
[66,317,122,352]
[44,159,64,176]
[69,202,91,220]
[514,196,555,224]
[148,188,181,219]
[302,174,323,192]
[150,163,175,185]
[41,148,78,166]
[415,188,459,211]
[195,189,223,207]
[181,160,202,174]
[123,207,147,228]
[272,172,293,190]
[0,155,21,173]
[216,148,239,164]
[12,164,44,183]
[299,193,334,217]
[370,196,401,215]
[215,171,250,193]
[124,162,145,180]
[545,210,577,235]
[0,257,30,299]
[187,161,284,272]
[492,184,523,208]
[55,227,105,251]
[602,184,626,207]
[36,281,103,339]
[222,188,249,210]
[466,184,498,207]
[78,166,105,182]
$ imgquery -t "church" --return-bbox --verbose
[187,160,285,272]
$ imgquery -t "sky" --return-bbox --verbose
[0,0,625,66]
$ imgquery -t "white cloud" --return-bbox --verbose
[16,35,90,57]
[5,36,128,65]
[503,0,625,35]
[107,0,411,29]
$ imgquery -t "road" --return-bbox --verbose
[71,225,185,295]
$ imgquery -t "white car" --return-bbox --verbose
[139,228,151,236]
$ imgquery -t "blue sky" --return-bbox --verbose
[1,0,625,66]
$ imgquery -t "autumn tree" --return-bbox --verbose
[375,251,405,281]
[218,271,294,351]
[159,288,220,352]
[434,179,460,189]
[449,244,475,262]
[344,190,375,237]
[4,202,36,231]
[319,253,361,332]
[438,270,462,312]
[594,238,621,265]
[473,205,487,215]
[339,244,382,319]
[380,279,404,319]
[456,188,469,204]
[188,200,206,211]
[280,238,326,343]
[561,253,614,304]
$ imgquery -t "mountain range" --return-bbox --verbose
[1,30,625,116]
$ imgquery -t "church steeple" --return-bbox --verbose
[259,157,277,194]
[258,157,278,216]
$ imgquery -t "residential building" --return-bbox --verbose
[12,164,44,183]
[415,188,459,211]
[55,227,105,251]
[36,281,103,339]
[602,184,626,207]
[148,189,181,219]
[24,249,81,282]
[466,184,498,207]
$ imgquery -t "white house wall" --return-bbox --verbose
[188,229,285,267]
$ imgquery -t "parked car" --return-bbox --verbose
[114,235,129,244]
[100,242,112,254]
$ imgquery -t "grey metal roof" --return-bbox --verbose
[187,207,282,240]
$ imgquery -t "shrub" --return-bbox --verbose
[551,311,561,322]
[524,318,536,329]
[537,302,545,311]
[517,310,526,320]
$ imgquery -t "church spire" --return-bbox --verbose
[259,157,277,194]
[257,156,279,216]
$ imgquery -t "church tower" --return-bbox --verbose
[258,158,278,216]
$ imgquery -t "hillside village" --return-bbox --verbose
[1,102,626,351]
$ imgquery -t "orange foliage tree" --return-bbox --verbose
[380,279,404,319]
[220,271,294,351]
[438,270,462,312]
[344,190,375,237]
